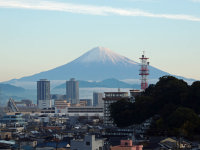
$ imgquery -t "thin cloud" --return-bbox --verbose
[191,0,200,2]
[0,0,200,21]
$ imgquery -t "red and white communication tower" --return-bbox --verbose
[139,51,150,90]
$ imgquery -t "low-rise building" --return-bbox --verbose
[0,140,15,149]
[80,99,92,106]
[7,98,39,114]
[71,134,104,150]
[68,106,103,117]
[55,100,70,114]
[41,107,55,114]
[0,131,12,140]
[111,140,143,150]
[0,113,26,126]
[38,99,53,109]
[54,104,103,117]
[159,137,192,150]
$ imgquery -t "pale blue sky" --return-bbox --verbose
[0,0,200,82]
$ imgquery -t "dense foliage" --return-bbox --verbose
[110,76,200,139]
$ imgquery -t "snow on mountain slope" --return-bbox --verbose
[5,46,175,88]
[76,47,137,65]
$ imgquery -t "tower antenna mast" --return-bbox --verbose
[139,51,150,90]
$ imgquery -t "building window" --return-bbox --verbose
[86,142,90,146]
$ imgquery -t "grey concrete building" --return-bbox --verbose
[71,135,104,150]
[37,79,51,109]
[66,78,79,104]
[93,92,103,107]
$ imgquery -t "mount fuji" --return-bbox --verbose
[5,46,192,89]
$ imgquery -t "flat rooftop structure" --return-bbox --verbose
[103,92,129,101]
[130,89,141,92]
[68,106,103,113]
[130,89,142,97]
[104,92,128,98]
[39,79,49,81]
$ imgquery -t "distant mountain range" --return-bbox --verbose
[0,78,138,104]
[0,84,25,94]
[54,78,140,89]
[4,46,194,89]
[0,46,196,104]
[0,84,27,104]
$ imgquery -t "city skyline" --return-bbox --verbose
[0,0,200,82]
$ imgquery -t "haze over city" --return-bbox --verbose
[0,0,200,82]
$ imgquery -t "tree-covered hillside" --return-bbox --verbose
[110,76,200,139]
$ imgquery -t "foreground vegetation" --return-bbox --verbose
[110,76,200,139]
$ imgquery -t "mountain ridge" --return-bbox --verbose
[4,46,194,89]
[54,78,140,89]
[0,83,25,93]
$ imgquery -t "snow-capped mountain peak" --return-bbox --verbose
[76,46,137,64]
[6,46,172,84]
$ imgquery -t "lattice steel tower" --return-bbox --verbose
[139,51,149,90]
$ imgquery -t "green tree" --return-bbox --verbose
[109,99,133,127]
[167,107,200,137]
[109,76,200,139]
[187,81,200,114]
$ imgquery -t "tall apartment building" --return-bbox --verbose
[37,79,51,109]
[103,92,129,126]
[93,92,103,107]
[66,78,79,104]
